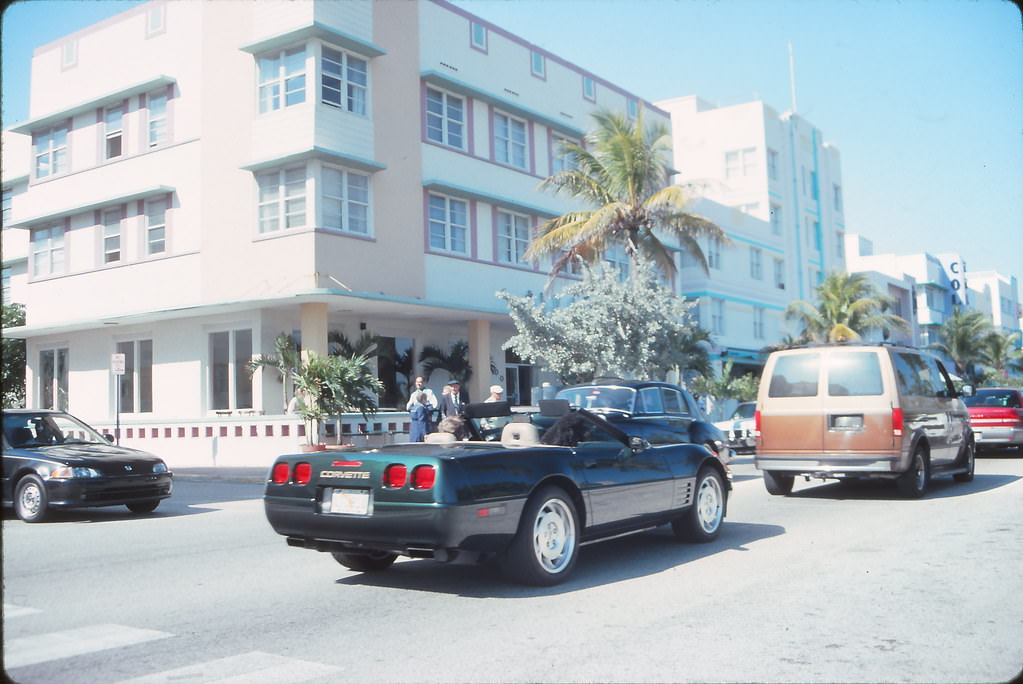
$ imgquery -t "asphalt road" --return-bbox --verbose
[3,453,1022,683]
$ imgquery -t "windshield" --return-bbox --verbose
[555,386,636,413]
[3,412,109,447]
[963,389,1021,408]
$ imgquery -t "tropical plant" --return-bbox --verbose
[328,330,380,358]
[689,359,760,405]
[2,302,26,408]
[980,330,1023,382]
[525,109,727,285]
[499,258,709,383]
[928,308,996,383]
[419,340,472,385]
[292,352,383,445]
[785,271,910,343]
[248,333,301,414]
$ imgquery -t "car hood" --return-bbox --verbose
[6,443,164,467]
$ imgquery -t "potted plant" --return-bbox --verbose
[292,352,383,449]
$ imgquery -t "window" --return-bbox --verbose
[470,22,487,51]
[805,217,821,251]
[551,135,578,175]
[209,330,253,411]
[582,76,595,101]
[257,166,306,233]
[104,104,124,159]
[321,47,367,115]
[710,298,725,335]
[2,266,11,302]
[605,242,629,279]
[767,149,779,180]
[773,258,785,290]
[530,50,545,78]
[627,99,638,119]
[833,184,843,212]
[146,3,165,36]
[258,46,305,113]
[145,197,167,254]
[811,170,819,200]
[31,224,64,276]
[749,247,763,280]
[428,194,468,254]
[725,147,756,179]
[117,339,153,413]
[147,89,168,147]
[768,353,820,398]
[33,123,69,178]
[708,238,722,270]
[770,204,782,235]
[494,112,527,169]
[827,352,883,396]
[322,166,369,235]
[103,206,124,264]
[39,348,69,411]
[753,307,765,340]
[2,187,11,225]
[425,88,464,149]
[836,230,845,259]
[61,41,77,69]
[497,210,530,265]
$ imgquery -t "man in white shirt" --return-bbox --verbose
[406,376,439,412]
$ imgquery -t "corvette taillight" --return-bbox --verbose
[383,464,407,488]
[412,465,436,490]
[892,408,904,437]
[294,462,312,484]
[271,462,290,484]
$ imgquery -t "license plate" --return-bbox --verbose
[323,488,371,516]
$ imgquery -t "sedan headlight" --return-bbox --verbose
[48,466,102,479]
[153,462,168,474]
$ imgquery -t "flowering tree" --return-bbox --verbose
[498,259,710,383]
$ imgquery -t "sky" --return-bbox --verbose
[2,0,1022,281]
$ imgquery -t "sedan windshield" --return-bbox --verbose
[3,413,109,447]
[556,386,636,413]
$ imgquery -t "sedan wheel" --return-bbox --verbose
[127,500,161,514]
[15,474,50,523]
[673,467,726,542]
[500,485,579,586]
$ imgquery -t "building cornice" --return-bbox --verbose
[239,22,387,58]
[240,147,386,174]
[7,185,175,229]
[10,76,176,134]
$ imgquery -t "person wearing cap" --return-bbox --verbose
[441,380,469,418]
[484,385,504,403]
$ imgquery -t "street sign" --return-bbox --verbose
[111,353,126,375]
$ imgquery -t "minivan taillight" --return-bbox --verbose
[271,462,290,484]
[411,465,436,490]
[754,410,761,437]
[892,408,904,437]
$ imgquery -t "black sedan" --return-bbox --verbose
[264,399,730,586]
[2,409,173,522]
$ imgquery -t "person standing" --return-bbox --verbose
[406,376,439,412]
[408,393,433,442]
[484,385,504,403]
[441,380,469,418]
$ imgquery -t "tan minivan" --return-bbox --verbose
[755,343,975,498]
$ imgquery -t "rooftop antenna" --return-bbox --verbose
[788,40,798,113]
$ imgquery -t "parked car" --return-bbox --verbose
[554,379,731,463]
[2,409,173,522]
[264,399,730,586]
[963,387,1023,453]
[755,343,975,498]
[713,402,757,453]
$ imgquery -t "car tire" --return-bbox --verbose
[15,474,50,523]
[953,439,975,483]
[763,470,794,496]
[331,550,398,572]
[126,500,161,514]
[672,467,726,543]
[499,485,579,586]
[896,447,929,498]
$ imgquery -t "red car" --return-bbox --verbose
[963,387,1023,453]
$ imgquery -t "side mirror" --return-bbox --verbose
[105,434,115,443]
[959,384,975,398]
[629,436,650,453]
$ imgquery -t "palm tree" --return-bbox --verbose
[525,109,727,283]
[785,271,910,343]
[980,331,1023,384]
[247,333,301,413]
[328,330,380,358]
[929,308,994,383]
[292,352,383,445]
[418,340,472,385]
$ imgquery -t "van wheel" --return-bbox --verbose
[953,439,975,483]
[897,447,929,498]
[763,470,794,495]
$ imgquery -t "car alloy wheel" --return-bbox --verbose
[694,472,724,534]
[500,485,580,586]
[673,468,726,542]
[532,497,577,574]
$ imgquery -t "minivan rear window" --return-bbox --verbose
[827,351,883,396]
[768,353,821,397]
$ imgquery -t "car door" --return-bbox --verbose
[578,423,674,527]
[933,357,969,463]
[894,351,954,464]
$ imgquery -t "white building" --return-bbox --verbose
[2,0,672,464]
[657,95,847,376]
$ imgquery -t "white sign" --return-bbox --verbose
[111,353,126,375]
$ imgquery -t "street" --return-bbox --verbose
[3,454,1022,684]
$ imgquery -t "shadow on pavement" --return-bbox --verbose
[785,472,1019,501]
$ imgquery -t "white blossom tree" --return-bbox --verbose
[498,259,710,383]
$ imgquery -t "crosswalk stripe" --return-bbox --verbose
[5,623,172,670]
[116,651,341,683]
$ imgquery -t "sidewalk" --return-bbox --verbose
[172,466,269,483]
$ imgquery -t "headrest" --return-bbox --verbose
[501,422,539,448]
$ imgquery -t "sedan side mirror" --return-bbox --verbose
[959,384,976,398]
[105,434,115,443]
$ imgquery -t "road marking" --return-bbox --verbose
[187,499,263,511]
[116,651,341,683]
[5,623,172,669]
[3,603,42,618]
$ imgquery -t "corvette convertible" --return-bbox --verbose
[264,398,731,585]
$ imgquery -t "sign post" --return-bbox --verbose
[112,353,126,445]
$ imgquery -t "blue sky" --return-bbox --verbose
[3,0,1021,281]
